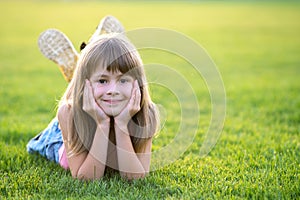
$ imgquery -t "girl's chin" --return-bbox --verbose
[100,102,127,117]
[103,109,122,117]
[106,113,119,117]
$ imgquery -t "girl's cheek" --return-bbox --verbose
[120,82,133,92]
[92,84,105,97]
[95,88,105,97]
[126,83,134,93]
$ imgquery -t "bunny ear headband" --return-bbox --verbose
[37,15,125,83]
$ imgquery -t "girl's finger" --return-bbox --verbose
[87,80,95,99]
[129,80,137,104]
[83,80,94,110]
[134,80,141,109]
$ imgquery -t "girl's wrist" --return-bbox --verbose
[114,115,130,125]
[96,119,110,131]
[114,120,129,135]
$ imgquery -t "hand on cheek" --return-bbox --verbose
[115,80,141,129]
[82,79,110,126]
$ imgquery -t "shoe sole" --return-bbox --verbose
[38,29,78,82]
[88,15,125,43]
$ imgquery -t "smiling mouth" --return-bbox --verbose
[103,99,122,105]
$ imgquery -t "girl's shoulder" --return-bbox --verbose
[57,103,74,139]
[58,103,72,116]
[57,103,73,126]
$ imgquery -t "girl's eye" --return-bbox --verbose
[119,76,134,84]
[119,78,129,84]
[99,79,107,84]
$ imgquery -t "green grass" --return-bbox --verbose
[1,1,300,199]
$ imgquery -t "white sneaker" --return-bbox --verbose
[38,29,79,82]
[88,15,125,43]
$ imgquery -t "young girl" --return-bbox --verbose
[28,33,159,180]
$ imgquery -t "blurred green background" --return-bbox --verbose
[0,1,299,199]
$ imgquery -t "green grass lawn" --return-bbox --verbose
[1,1,299,199]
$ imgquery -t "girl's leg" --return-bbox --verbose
[37,15,125,82]
[38,29,79,82]
[27,118,63,164]
[80,15,125,50]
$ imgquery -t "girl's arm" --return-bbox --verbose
[58,104,110,180]
[58,80,111,180]
[114,125,152,180]
[114,80,153,180]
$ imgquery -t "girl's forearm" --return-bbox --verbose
[114,126,148,178]
[76,125,110,180]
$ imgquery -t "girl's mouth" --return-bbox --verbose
[103,99,122,105]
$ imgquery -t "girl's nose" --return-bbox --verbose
[106,82,120,96]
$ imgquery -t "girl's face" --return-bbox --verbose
[89,66,135,117]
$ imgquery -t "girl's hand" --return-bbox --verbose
[83,79,110,126]
[115,80,141,130]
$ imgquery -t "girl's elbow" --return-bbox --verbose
[73,173,105,181]
[120,171,148,181]
[72,168,105,180]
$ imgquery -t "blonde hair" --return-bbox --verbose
[59,34,159,156]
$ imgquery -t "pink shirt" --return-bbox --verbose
[58,144,69,170]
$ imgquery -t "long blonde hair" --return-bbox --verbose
[59,34,159,156]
